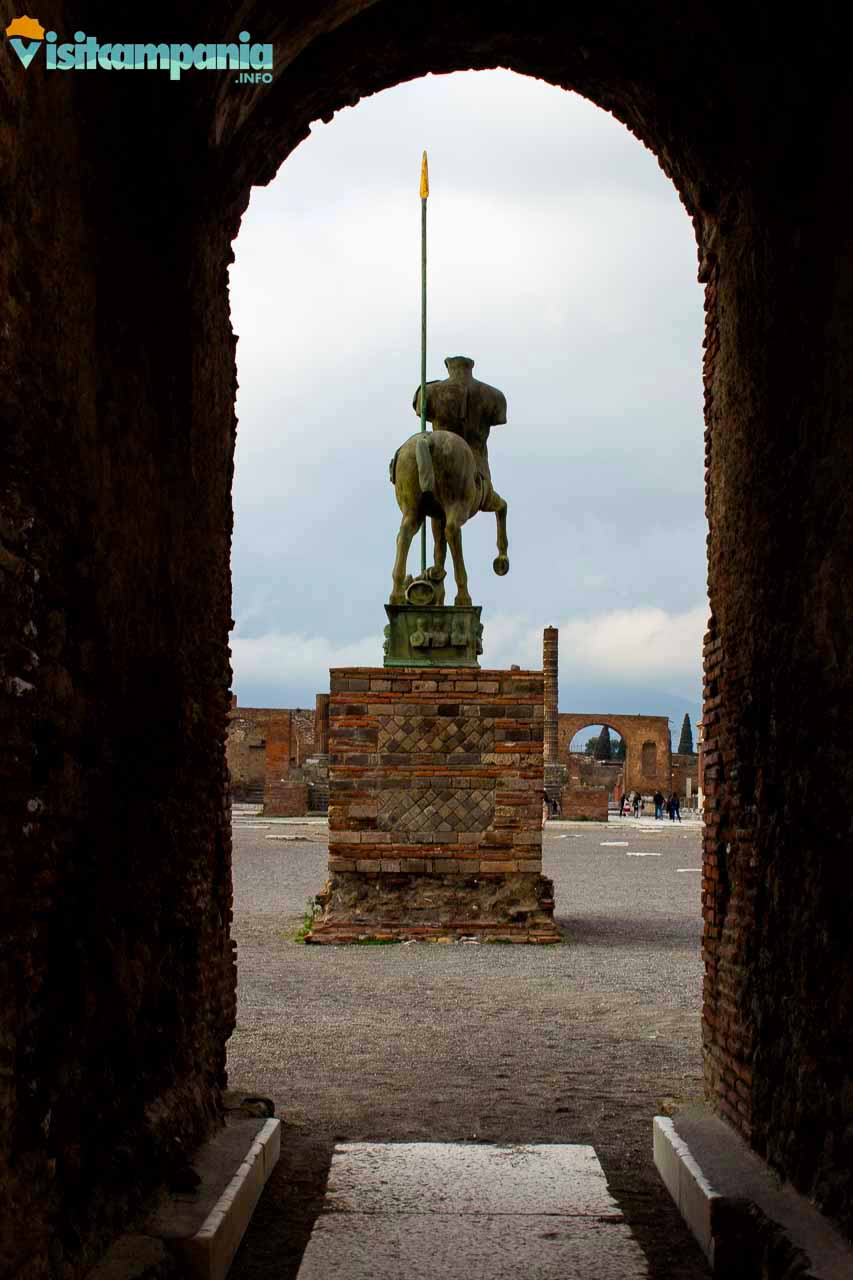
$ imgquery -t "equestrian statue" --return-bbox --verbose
[388,355,509,607]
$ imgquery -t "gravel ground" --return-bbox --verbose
[227,813,710,1278]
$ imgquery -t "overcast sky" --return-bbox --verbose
[228,70,707,735]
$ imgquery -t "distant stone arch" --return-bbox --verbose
[558,713,671,795]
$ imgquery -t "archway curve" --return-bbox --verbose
[208,0,738,250]
[567,720,625,752]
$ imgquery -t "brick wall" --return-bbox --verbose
[262,712,308,815]
[327,667,545,877]
[559,787,608,821]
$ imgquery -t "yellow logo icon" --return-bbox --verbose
[6,15,45,40]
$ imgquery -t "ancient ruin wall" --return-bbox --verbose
[559,787,609,821]
[225,705,317,799]
[0,32,237,1277]
[700,159,853,1232]
[670,753,699,802]
[557,714,671,797]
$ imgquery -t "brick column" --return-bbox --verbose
[264,712,307,816]
[543,627,558,763]
[315,693,330,756]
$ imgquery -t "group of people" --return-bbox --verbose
[620,791,681,821]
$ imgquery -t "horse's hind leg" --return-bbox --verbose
[390,510,422,605]
[445,506,472,607]
[429,515,447,606]
[483,487,509,576]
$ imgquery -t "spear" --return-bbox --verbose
[419,150,429,576]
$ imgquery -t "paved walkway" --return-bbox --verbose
[297,1143,648,1279]
[226,814,708,1278]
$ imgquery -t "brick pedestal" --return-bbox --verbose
[308,667,560,944]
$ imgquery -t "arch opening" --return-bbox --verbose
[4,6,853,1273]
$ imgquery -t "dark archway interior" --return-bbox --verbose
[3,3,852,1275]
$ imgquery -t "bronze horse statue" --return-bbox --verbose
[388,356,509,607]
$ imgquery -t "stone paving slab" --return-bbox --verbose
[324,1142,619,1218]
[298,1212,648,1278]
[297,1143,648,1278]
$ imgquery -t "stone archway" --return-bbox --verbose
[557,713,672,797]
[3,5,853,1271]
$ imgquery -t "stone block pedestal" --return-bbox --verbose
[265,780,308,817]
[308,666,560,944]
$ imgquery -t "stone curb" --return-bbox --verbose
[654,1113,853,1278]
[176,1118,281,1280]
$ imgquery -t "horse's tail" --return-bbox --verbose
[415,434,435,493]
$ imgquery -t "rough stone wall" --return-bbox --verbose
[557,714,672,797]
[542,627,559,762]
[671,753,699,802]
[566,754,623,792]
[315,693,330,756]
[225,714,267,795]
[291,709,316,764]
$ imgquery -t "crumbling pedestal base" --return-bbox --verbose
[309,870,558,943]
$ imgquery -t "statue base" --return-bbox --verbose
[383,604,482,668]
[307,665,560,945]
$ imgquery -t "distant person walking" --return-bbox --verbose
[542,790,549,829]
[668,792,681,822]
[653,790,664,820]
[632,793,641,818]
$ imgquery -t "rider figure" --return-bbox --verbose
[413,355,506,508]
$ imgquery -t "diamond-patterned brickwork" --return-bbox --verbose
[377,715,493,755]
[378,787,495,834]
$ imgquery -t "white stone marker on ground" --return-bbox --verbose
[297,1143,649,1279]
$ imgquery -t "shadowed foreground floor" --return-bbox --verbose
[227,815,709,1278]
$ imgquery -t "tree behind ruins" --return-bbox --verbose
[678,714,694,754]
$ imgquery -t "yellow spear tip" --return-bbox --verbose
[420,150,429,199]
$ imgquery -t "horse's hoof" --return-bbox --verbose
[493,555,510,576]
[455,593,473,608]
[389,593,406,606]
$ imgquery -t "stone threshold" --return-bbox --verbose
[654,1107,853,1278]
[296,1142,648,1278]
